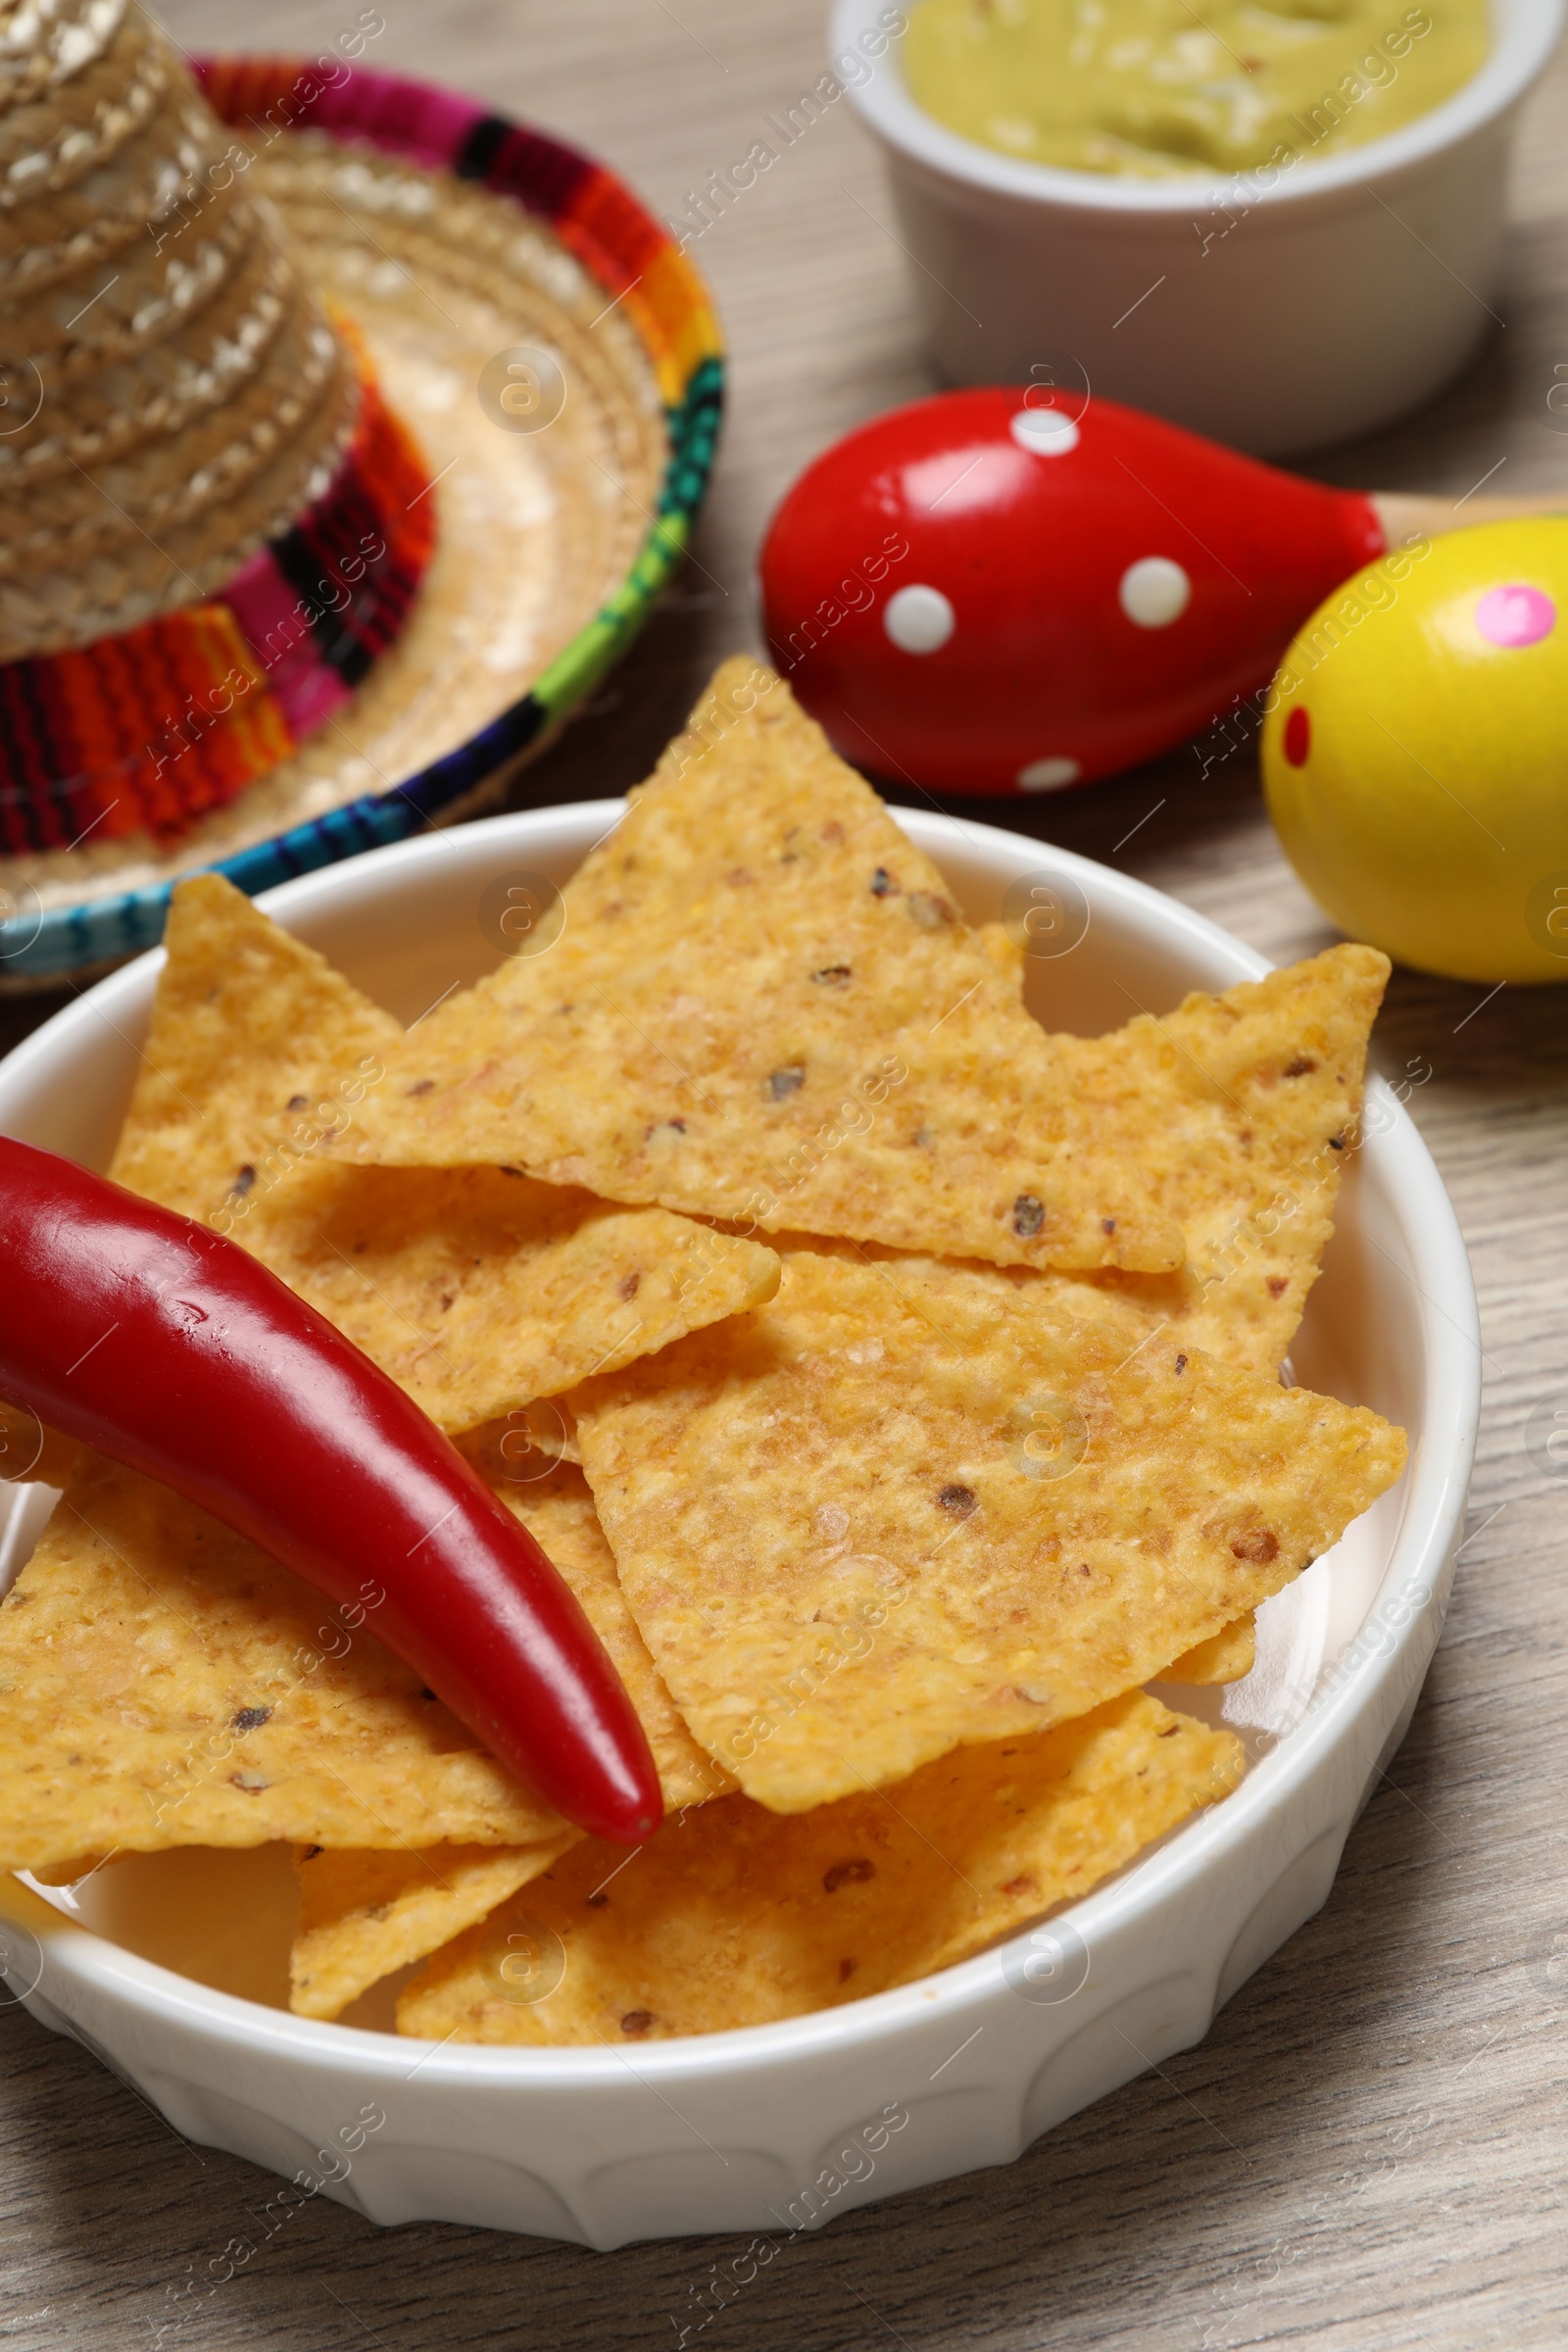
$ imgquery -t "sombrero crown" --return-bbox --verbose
[0,0,432,855]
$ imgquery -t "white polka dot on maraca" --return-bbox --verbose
[1010,409,1080,457]
[1016,756,1080,791]
[1119,557,1191,629]
[884,584,956,654]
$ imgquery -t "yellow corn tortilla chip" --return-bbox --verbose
[0,1401,75,1489]
[474,1449,729,1813]
[977,918,1026,993]
[26,1853,116,1886]
[460,1406,581,1469]
[397,1691,1244,2043]
[0,1453,713,1873]
[289,1837,577,2021]
[0,1452,561,1868]
[112,872,779,1433]
[1034,947,1390,1377]
[241,1164,780,1436]
[967,937,1386,1375]
[574,1247,1405,1812]
[109,873,403,1225]
[287,1448,723,2023]
[282,1459,725,2018]
[349,661,1184,1277]
[1161,1613,1256,1685]
[830,947,1387,1380]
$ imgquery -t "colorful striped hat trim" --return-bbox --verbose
[0,354,433,858]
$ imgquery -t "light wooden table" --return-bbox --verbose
[4,5,1567,2345]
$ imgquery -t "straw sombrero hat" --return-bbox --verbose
[0,10,721,986]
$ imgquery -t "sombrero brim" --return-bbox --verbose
[0,59,722,988]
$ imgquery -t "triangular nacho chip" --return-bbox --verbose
[278,1456,724,2020]
[289,1837,577,2021]
[1033,946,1391,1376]
[573,1248,1406,1812]
[459,1444,729,1814]
[241,1164,780,1436]
[976,918,1027,992]
[109,872,403,1225]
[282,1457,725,2019]
[0,1454,713,1873]
[348,662,1184,1276]
[397,1692,1243,2043]
[966,940,1387,1376]
[110,873,779,1433]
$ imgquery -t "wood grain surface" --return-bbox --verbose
[3,3,1567,2344]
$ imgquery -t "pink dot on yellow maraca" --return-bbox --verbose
[1473,583,1555,647]
[1262,519,1568,986]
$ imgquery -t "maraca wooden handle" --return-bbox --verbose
[1372,491,1568,544]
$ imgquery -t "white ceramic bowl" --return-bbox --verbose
[0,807,1477,2249]
[831,0,1562,453]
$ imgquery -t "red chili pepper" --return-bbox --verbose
[0,1136,662,1846]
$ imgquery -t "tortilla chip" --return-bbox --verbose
[573,1247,1405,1812]
[241,1164,779,1436]
[284,1458,722,2016]
[1161,1613,1256,1685]
[0,1454,709,1873]
[977,919,1026,993]
[478,1455,729,1813]
[953,941,1387,1375]
[459,1404,581,1471]
[26,1853,116,1887]
[1032,948,1390,1376]
[109,873,403,1226]
[0,1452,560,1870]
[0,1401,75,1489]
[397,1691,1243,2042]
[112,872,779,1434]
[289,1837,577,2021]
[349,662,1184,1276]
[270,1457,723,2017]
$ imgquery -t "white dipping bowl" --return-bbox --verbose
[0,807,1477,2248]
[831,0,1562,453]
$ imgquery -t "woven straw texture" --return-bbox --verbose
[0,3,353,660]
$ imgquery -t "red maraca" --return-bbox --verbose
[759,391,1561,795]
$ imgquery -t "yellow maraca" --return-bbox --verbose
[1262,518,1568,985]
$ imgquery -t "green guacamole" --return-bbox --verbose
[902,0,1488,176]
